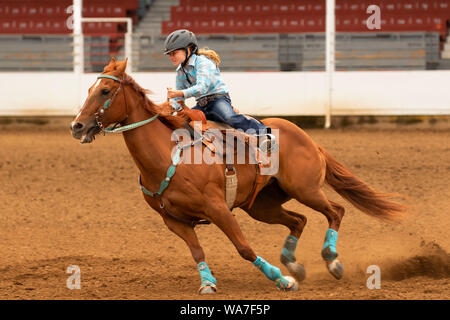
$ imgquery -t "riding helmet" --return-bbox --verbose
[163,29,198,55]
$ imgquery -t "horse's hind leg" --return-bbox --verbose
[160,213,217,294]
[295,188,345,279]
[242,181,307,282]
[204,199,297,291]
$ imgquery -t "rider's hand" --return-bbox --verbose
[167,87,183,99]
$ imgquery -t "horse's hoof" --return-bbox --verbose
[326,259,344,280]
[277,276,298,292]
[286,262,306,282]
[198,285,217,295]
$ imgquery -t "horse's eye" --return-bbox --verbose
[101,88,110,95]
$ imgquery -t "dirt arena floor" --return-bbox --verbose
[0,118,448,300]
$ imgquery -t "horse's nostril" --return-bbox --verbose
[71,122,84,132]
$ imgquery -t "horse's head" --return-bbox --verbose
[70,57,129,143]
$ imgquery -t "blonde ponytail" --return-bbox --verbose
[197,47,221,66]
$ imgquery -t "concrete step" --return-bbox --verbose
[141,14,171,21]
[140,18,169,26]
[137,26,162,33]
[146,8,170,13]
[147,11,171,16]
[138,21,163,28]
[151,4,176,10]
[155,0,179,5]
[135,29,161,34]
[134,0,178,36]
[152,3,176,8]
[153,0,178,5]
[140,17,165,23]
[137,27,162,35]
[136,24,161,33]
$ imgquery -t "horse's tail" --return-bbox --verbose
[318,145,408,222]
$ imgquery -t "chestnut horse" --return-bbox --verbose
[70,58,407,294]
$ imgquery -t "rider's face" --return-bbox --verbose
[168,49,186,67]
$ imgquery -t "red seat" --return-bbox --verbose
[163,0,449,35]
[206,3,221,15]
[0,18,69,34]
[83,4,127,17]
[344,0,369,13]
[228,17,250,33]
[336,16,364,32]
[171,5,186,17]
[83,21,120,34]
[398,1,421,14]
[290,0,325,16]
[0,0,141,34]
[377,13,444,34]
[435,0,450,13]
[162,20,176,34]
[0,0,71,18]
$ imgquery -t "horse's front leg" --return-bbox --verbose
[160,211,217,294]
[204,199,298,292]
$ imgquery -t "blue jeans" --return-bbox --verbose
[193,96,268,133]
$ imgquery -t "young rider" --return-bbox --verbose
[164,29,274,150]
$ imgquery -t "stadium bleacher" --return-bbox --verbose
[0,0,140,34]
[0,0,449,71]
[0,0,142,72]
[1,0,445,36]
[162,0,448,36]
[147,0,447,71]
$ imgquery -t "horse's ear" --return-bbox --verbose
[103,57,118,73]
[115,58,128,74]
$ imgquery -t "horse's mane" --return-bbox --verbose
[120,73,189,130]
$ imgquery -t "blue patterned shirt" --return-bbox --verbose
[171,54,228,109]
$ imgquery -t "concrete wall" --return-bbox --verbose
[0,71,449,116]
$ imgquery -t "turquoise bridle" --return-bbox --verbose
[94,74,159,133]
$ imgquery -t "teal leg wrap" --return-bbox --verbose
[253,256,290,289]
[198,262,216,287]
[322,228,338,261]
[280,235,298,264]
